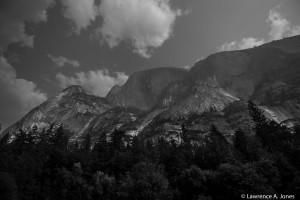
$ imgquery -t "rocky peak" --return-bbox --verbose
[106,84,123,107]
[2,84,111,139]
[2,35,300,143]
[109,84,122,93]
[105,67,188,110]
[61,85,85,96]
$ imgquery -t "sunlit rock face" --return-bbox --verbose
[159,78,239,120]
[2,36,300,143]
[105,67,188,110]
[190,47,288,99]
[138,36,300,141]
[3,85,111,139]
[186,35,300,126]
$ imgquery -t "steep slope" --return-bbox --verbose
[159,78,239,120]
[190,35,300,99]
[2,35,300,143]
[105,36,300,133]
[138,36,300,141]
[105,67,188,110]
[250,55,300,126]
[187,35,300,123]
[3,85,111,138]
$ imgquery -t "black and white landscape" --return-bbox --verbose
[0,1,300,200]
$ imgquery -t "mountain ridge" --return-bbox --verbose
[2,35,300,142]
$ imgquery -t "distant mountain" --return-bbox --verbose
[2,35,300,143]
[158,78,239,120]
[106,67,188,110]
[124,35,300,141]
[3,85,111,140]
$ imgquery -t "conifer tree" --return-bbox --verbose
[94,132,107,153]
[52,125,68,150]
[83,133,91,152]
[234,128,248,156]
[131,136,143,156]
[110,129,125,154]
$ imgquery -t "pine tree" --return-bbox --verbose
[0,133,9,149]
[110,129,125,154]
[52,125,68,150]
[234,128,248,157]
[28,125,38,145]
[248,101,291,150]
[13,129,28,153]
[145,139,153,151]
[205,125,233,167]
[181,123,192,147]
[131,136,143,156]
[83,133,91,152]
[248,101,271,146]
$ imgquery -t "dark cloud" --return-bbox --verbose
[48,54,80,68]
[0,0,55,50]
[0,0,54,131]
[0,57,47,130]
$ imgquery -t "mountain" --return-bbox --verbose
[135,36,300,141]
[106,67,188,110]
[3,85,111,140]
[2,35,300,143]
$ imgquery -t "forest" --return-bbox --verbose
[0,101,300,200]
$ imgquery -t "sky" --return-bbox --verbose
[0,0,300,131]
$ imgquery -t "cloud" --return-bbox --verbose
[97,0,182,58]
[0,0,52,130]
[218,7,300,51]
[182,65,192,70]
[218,37,265,51]
[267,8,300,40]
[195,57,205,63]
[0,56,47,131]
[0,0,55,50]
[48,54,80,68]
[56,70,128,97]
[61,0,98,34]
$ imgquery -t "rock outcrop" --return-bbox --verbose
[3,85,111,140]
[2,35,300,143]
[105,67,188,110]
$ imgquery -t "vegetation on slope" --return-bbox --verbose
[0,102,300,200]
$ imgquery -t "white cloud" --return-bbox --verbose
[0,0,55,50]
[267,8,300,40]
[0,56,47,131]
[48,54,80,68]
[61,0,98,34]
[218,37,265,51]
[218,7,300,52]
[56,70,128,97]
[195,57,205,63]
[182,65,192,70]
[97,0,181,58]
[290,26,300,37]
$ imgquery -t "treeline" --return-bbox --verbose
[0,101,300,200]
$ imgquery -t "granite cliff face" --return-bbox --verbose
[190,46,289,99]
[137,36,300,140]
[105,67,188,110]
[2,35,300,143]
[3,85,111,140]
[159,78,239,120]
